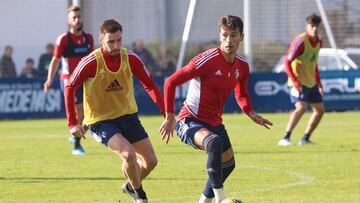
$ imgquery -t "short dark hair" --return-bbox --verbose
[306,13,321,26]
[67,5,81,13]
[100,19,122,34]
[26,58,34,64]
[218,15,243,33]
[46,43,54,49]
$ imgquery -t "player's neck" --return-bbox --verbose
[306,32,318,41]
[69,28,83,36]
[219,47,236,63]
[222,52,236,63]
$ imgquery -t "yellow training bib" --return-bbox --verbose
[83,48,138,125]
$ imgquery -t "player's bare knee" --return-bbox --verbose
[315,107,325,116]
[146,156,158,171]
[121,149,137,164]
[295,106,307,114]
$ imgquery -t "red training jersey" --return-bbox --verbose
[285,32,323,88]
[164,47,254,126]
[54,31,94,80]
[65,48,164,127]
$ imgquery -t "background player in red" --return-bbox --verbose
[278,13,325,146]
[43,5,94,155]
[159,15,272,203]
[65,19,164,203]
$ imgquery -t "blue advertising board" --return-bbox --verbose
[1,71,359,119]
[0,77,165,120]
[0,78,65,119]
[247,71,360,112]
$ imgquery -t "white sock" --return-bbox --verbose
[213,188,226,203]
[198,193,212,203]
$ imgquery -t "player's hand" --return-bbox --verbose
[82,124,89,133]
[43,80,52,93]
[296,86,303,94]
[249,111,273,129]
[159,113,176,144]
[70,124,86,139]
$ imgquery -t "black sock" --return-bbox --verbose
[74,137,81,148]
[203,134,223,189]
[203,157,235,198]
[126,182,134,193]
[283,132,291,140]
[134,185,147,200]
[302,133,310,141]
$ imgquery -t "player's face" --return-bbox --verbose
[307,23,320,38]
[100,31,122,56]
[219,26,243,56]
[68,11,83,32]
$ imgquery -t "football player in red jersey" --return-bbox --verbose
[43,5,94,155]
[159,15,272,203]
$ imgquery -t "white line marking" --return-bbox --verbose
[149,165,315,202]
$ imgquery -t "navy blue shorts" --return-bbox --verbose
[175,117,231,152]
[88,113,148,146]
[60,79,83,104]
[289,85,323,104]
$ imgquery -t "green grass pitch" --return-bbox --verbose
[1,112,359,203]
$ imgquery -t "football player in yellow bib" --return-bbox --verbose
[278,13,325,147]
[64,19,164,203]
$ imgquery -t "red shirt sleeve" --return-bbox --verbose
[53,33,67,58]
[128,54,165,115]
[234,63,253,115]
[164,61,207,113]
[64,54,96,127]
[284,36,305,88]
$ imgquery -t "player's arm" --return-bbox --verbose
[44,57,60,92]
[129,54,165,115]
[44,35,66,93]
[315,40,324,95]
[64,55,96,138]
[284,36,305,91]
[160,62,205,143]
[314,65,324,96]
[235,64,272,129]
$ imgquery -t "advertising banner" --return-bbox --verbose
[247,71,360,112]
[1,71,359,119]
[0,78,64,119]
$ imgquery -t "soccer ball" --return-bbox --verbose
[222,197,243,203]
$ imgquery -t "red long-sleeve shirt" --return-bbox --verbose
[285,32,323,88]
[65,48,164,127]
[164,47,253,126]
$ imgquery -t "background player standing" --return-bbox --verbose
[278,13,325,146]
[43,5,94,155]
[159,15,272,203]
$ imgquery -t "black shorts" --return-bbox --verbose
[89,113,148,146]
[175,117,232,152]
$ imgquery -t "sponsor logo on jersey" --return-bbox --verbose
[105,79,123,92]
